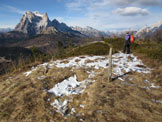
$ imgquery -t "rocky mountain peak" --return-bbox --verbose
[51,19,80,34]
[14,11,82,36]
[23,11,49,21]
[43,13,48,19]
[25,11,33,15]
[23,11,35,22]
[52,19,59,25]
[15,11,55,35]
[33,11,43,17]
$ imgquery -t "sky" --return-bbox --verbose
[0,0,162,31]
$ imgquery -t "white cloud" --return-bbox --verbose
[0,24,15,29]
[112,0,162,7]
[63,0,162,30]
[66,1,83,11]
[113,7,149,16]
[4,5,26,14]
[66,0,97,11]
[66,0,162,10]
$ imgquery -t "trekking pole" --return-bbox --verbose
[108,47,112,82]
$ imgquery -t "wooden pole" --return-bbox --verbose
[108,47,112,82]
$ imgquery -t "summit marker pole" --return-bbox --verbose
[108,47,112,82]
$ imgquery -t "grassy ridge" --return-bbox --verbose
[104,38,162,61]
[1,38,162,79]
[0,42,109,75]
[65,42,109,57]
[135,43,162,60]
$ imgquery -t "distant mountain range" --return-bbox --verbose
[0,28,13,33]
[1,11,107,54]
[71,26,111,37]
[136,20,162,38]
[14,11,111,37]
[1,11,162,39]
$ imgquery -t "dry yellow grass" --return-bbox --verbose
[0,58,162,122]
[67,71,162,122]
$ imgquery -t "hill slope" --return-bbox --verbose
[0,52,162,121]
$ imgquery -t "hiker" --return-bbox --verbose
[123,32,131,54]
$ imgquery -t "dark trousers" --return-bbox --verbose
[123,43,130,54]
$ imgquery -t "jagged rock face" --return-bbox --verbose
[136,20,162,38]
[15,11,57,35]
[15,11,81,36]
[52,19,72,32]
[51,19,81,36]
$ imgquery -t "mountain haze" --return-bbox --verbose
[0,28,12,33]
[72,26,111,37]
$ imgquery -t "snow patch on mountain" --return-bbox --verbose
[71,26,110,37]
[150,20,162,32]
[33,11,44,17]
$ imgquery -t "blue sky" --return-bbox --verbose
[0,0,162,31]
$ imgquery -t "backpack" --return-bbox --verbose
[130,35,134,43]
